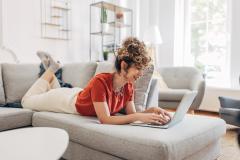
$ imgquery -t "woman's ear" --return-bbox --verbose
[120,61,128,73]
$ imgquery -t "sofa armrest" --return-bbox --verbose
[191,80,205,109]
[146,78,159,108]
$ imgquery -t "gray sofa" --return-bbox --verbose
[158,67,205,110]
[0,63,226,160]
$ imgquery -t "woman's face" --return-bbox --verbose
[123,65,144,83]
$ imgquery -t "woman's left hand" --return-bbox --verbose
[145,107,172,122]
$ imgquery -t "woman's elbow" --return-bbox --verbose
[99,117,110,124]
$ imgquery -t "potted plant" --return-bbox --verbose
[100,8,109,33]
[103,51,109,61]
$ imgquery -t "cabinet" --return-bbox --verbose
[90,1,133,61]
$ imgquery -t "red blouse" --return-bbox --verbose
[75,73,134,116]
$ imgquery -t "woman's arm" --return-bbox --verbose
[93,102,137,124]
[125,101,171,122]
[93,102,166,125]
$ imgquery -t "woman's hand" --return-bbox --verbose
[144,107,172,123]
[135,112,169,125]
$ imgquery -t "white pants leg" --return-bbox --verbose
[21,77,83,114]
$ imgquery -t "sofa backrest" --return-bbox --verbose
[62,62,97,88]
[0,62,155,111]
[1,62,98,104]
[159,67,202,89]
[2,63,39,104]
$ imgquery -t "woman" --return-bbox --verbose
[22,37,171,125]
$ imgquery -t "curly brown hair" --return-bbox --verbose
[115,37,151,72]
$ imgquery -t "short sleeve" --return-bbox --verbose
[128,83,134,101]
[91,78,107,102]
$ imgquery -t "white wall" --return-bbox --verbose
[1,0,97,63]
[131,0,175,68]
[230,0,240,88]
[156,0,175,68]
[0,0,2,45]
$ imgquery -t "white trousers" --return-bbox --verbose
[21,77,83,114]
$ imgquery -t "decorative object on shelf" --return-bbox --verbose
[41,0,71,40]
[143,25,162,67]
[116,11,124,23]
[100,8,109,33]
[90,1,133,61]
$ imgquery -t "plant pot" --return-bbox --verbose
[102,23,109,33]
[103,51,108,61]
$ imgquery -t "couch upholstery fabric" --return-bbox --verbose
[0,108,33,131]
[32,112,226,160]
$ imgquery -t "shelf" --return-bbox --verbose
[108,22,132,28]
[91,1,131,12]
[91,32,114,36]
[61,29,71,31]
[41,36,69,40]
[103,43,120,48]
[51,15,62,18]
[42,22,61,26]
[52,6,70,11]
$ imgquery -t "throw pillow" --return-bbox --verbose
[133,65,154,111]
[94,62,116,75]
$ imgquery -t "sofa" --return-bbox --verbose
[158,67,205,111]
[0,62,226,160]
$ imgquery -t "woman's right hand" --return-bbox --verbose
[135,113,169,125]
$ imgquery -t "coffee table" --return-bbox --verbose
[0,127,69,160]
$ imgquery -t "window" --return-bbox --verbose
[177,0,230,87]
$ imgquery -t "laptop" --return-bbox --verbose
[130,91,197,129]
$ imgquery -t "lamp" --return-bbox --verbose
[143,25,162,67]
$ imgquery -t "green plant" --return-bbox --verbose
[103,51,108,60]
[101,8,107,23]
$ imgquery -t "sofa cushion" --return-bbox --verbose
[134,65,154,111]
[62,62,97,88]
[2,63,39,103]
[94,62,154,111]
[159,67,201,89]
[159,89,191,101]
[0,65,5,104]
[0,108,33,131]
[94,62,116,75]
[32,112,226,160]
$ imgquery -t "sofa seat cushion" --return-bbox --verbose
[159,89,191,101]
[32,112,226,160]
[0,108,33,131]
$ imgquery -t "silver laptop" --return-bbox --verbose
[130,91,197,129]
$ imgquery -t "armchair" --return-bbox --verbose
[158,67,205,111]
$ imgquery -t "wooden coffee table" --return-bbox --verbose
[0,127,69,160]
